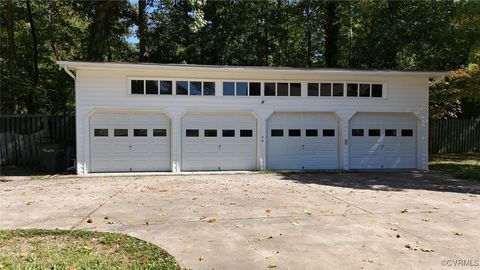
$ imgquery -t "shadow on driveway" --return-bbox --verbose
[277,171,480,194]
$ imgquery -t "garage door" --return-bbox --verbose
[349,113,416,169]
[90,112,170,172]
[267,112,339,170]
[182,112,257,171]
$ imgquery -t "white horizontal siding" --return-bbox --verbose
[74,68,429,174]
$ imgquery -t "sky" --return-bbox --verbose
[127,0,139,44]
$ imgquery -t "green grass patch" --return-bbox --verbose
[0,229,180,270]
[430,153,480,180]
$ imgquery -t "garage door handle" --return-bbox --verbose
[218,145,221,150]
[129,145,133,150]
[302,144,305,150]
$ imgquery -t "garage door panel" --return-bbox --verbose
[267,112,339,170]
[182,113,257,171]
[90,112,171,172]
[349,113,416,169]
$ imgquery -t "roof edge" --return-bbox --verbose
[57,61,449,77]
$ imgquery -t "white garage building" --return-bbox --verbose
[58,61,445,174]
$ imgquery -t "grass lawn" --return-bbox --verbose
[0,229,180,270]
[429,153,480,180]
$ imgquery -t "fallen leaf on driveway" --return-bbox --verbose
[267,265,277,268]
[265,209,271,213]
[199,256,204,261]
[86,218,93,224]
[290,220,300,226]
[303,210,312,216]
[405,244,418,251]
[207,218,216,224]
[400,209,408,213]
[454,232,463,236]
[422,218,430,222]
[199,215,207,220]
[420,248,435,252]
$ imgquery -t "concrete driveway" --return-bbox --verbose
[1,172,479,269]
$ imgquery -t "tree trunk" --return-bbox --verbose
[26,0,38,113]
[384,0,398,69]
[5,0,16,75]
[324,1,339,68]
[304,0,312,67]
[138,0,147,61]
[86,0,119,61]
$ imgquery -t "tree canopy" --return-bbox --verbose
[1,0,479,116]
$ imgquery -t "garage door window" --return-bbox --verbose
[323,129,335,136]
[236,82,248,96]
[204,129,217,137]
[385,129,397,136]
[320,83,332,96]
[290,83,301,96]
[190,81,202,95]
[146,80,159,94]
[359,84,370,97]
[265,83,276,96]
[352,129,364,136]
[131,80,144,94]
[401,129,413,136]
[307,83,318,96]
[249,83,261,96]
[134,129,148,137]
[368,129,380,136]
[176,81,188,95]
[186,129,199,137]
[333,83,344,96]
[114,129,128,137]
[277,83,288,96]
[288,129,301,137]
[306,129,318,136]
[271,129,283,136]
[240,130,253,137]
[222,129,235,137]
[160,81,173,95]
[372,84,383,97]
[347,84,358,97]
[94,129,109,137]
[203,82,216,96]
[223,82,235,96]
[153,129,167,137]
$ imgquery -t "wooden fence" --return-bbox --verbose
[0,115,75,166]
[429,118,480,153]
[0,115,478,167]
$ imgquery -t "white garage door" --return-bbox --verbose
[349,113,416,169]
[267,112,339,170]
[90,112,170,172]
[182,112,257,171]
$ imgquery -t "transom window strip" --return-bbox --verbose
[130,79,215,96]
[307,82,383,98]
[131,79,384,98]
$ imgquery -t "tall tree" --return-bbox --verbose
[137,0,147,61]
[4,0,16,75]
[86,0,120,61]
[324,1,339,68]
[26,0,38,112]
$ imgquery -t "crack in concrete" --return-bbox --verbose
[70,176,141,230]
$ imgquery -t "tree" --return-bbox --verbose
[324,1,339,67]
[137,0,147,61]
[26,0,38,112]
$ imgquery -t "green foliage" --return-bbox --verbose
[0,229,180,270]
[1,0,479,114]
[430,64,480,119]
[430,153,480,180]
